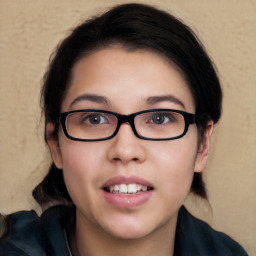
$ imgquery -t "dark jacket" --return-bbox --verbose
[0,205,247,256]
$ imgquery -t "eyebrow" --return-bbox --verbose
[146,95,185,108]
[69,93,185,109]
[69,94,110,108]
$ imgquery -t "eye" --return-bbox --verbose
[82,113,108,125]
[150,112,176,125]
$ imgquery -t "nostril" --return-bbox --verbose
[112,157,139,161]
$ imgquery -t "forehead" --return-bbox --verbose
[62,48,195,112]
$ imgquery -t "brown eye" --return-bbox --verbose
[150,113,175,125]
[81,113,108,125]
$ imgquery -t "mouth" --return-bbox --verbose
[104,183,154,195]
[101,176,154,208]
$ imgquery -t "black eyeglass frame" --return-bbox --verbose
[60,108,197,142]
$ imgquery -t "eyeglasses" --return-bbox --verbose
[60,109,197,141]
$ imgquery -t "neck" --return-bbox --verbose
[71,210,178,256]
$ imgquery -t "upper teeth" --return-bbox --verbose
[108,184,149,194]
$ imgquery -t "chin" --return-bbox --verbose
[106,227,151,240]
[100,216,157,240]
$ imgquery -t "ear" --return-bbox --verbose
[46,123,63,169]
[194,121,214,173]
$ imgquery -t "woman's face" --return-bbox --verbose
[47,48,212,240]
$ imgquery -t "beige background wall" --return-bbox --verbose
[0,0,255,254]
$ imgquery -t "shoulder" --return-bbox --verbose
[174,206,248,256]
[0,205,74,256]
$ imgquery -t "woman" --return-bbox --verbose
[0,3,247,255]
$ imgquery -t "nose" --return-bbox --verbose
[107,123,147,164]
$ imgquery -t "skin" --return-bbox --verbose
[47,48,213,256]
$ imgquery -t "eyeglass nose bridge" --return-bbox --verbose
[113,113,138,138]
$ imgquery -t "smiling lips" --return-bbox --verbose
[102,176,154,208]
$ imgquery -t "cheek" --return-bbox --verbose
[149,137,197,170]
[61,141,105,171]
[59,142,106,201]
[149,138,197,193]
